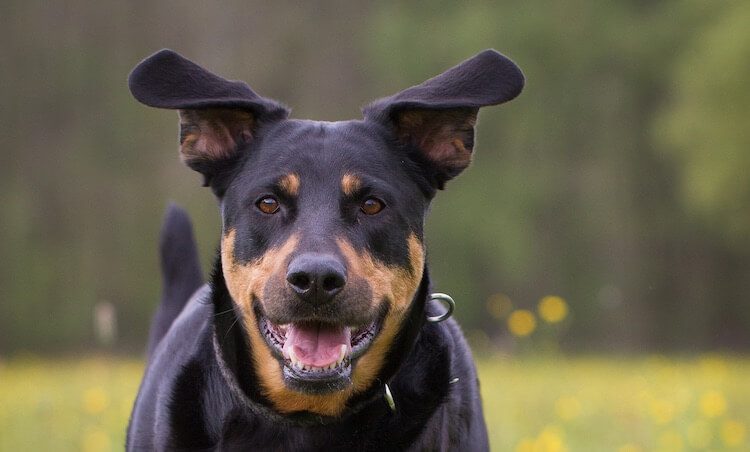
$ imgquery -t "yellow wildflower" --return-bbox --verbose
[538,296,569,323]
[649,399,676,425]
[515,438,535,452]
[508,310,537,337]
[536,425,567,452]
[700,390,727,418]
[721,420,746,447]
[83,387,109,415]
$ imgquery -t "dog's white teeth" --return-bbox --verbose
[288,349,306,369]
[293,363,341,372]
[336,344,347,365]
[286,347,348,372]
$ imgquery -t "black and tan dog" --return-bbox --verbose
[126,49,523,451]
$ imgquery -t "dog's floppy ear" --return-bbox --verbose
[363,50,524,189]
[128,49,289,185]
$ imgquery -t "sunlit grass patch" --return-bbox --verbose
[478,355,750,451]
[1,355,749,450]
[0,356,143,451]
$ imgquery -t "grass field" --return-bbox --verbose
[1,355,748,451]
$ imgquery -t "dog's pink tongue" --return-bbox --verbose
[283,322,351,368]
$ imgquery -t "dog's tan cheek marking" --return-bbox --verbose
[222,229,357,416]
[221,230,298,315]
[278,173,300,197]
[337,235,425,393]
[341,173,362,197]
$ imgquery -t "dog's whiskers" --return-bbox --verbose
[214,307,235,317]
[223,316,240,340]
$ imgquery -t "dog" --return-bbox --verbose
[126,48,523,451]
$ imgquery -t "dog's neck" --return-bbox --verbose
[209,255,433,426]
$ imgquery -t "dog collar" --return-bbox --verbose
[382,291,455,413]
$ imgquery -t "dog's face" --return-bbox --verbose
[129,49,523,416]
[220,120,429,414]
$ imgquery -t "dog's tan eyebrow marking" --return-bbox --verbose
[341,173,362,197]
[277,173,300,197]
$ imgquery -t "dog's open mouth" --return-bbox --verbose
[259,315,381,392]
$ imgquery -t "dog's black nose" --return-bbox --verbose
[286,253,347,304]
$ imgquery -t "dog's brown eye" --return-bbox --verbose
[257,196,280,214]
[360,197,385,215]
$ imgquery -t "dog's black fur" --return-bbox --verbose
[126,49,523,451]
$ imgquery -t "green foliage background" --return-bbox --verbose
[1,1,748,353]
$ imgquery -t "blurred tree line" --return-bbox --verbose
[1,0,748,354]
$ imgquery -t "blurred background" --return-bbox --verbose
[1,1,749,450]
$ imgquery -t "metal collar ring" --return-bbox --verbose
[426,293,455,323]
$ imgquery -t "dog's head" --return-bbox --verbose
[129,49,523,416]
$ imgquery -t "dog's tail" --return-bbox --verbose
[146,203,204,358]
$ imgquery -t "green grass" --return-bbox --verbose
[478,355,750,451]
[0,356,141,451]
[1,355,748,451]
